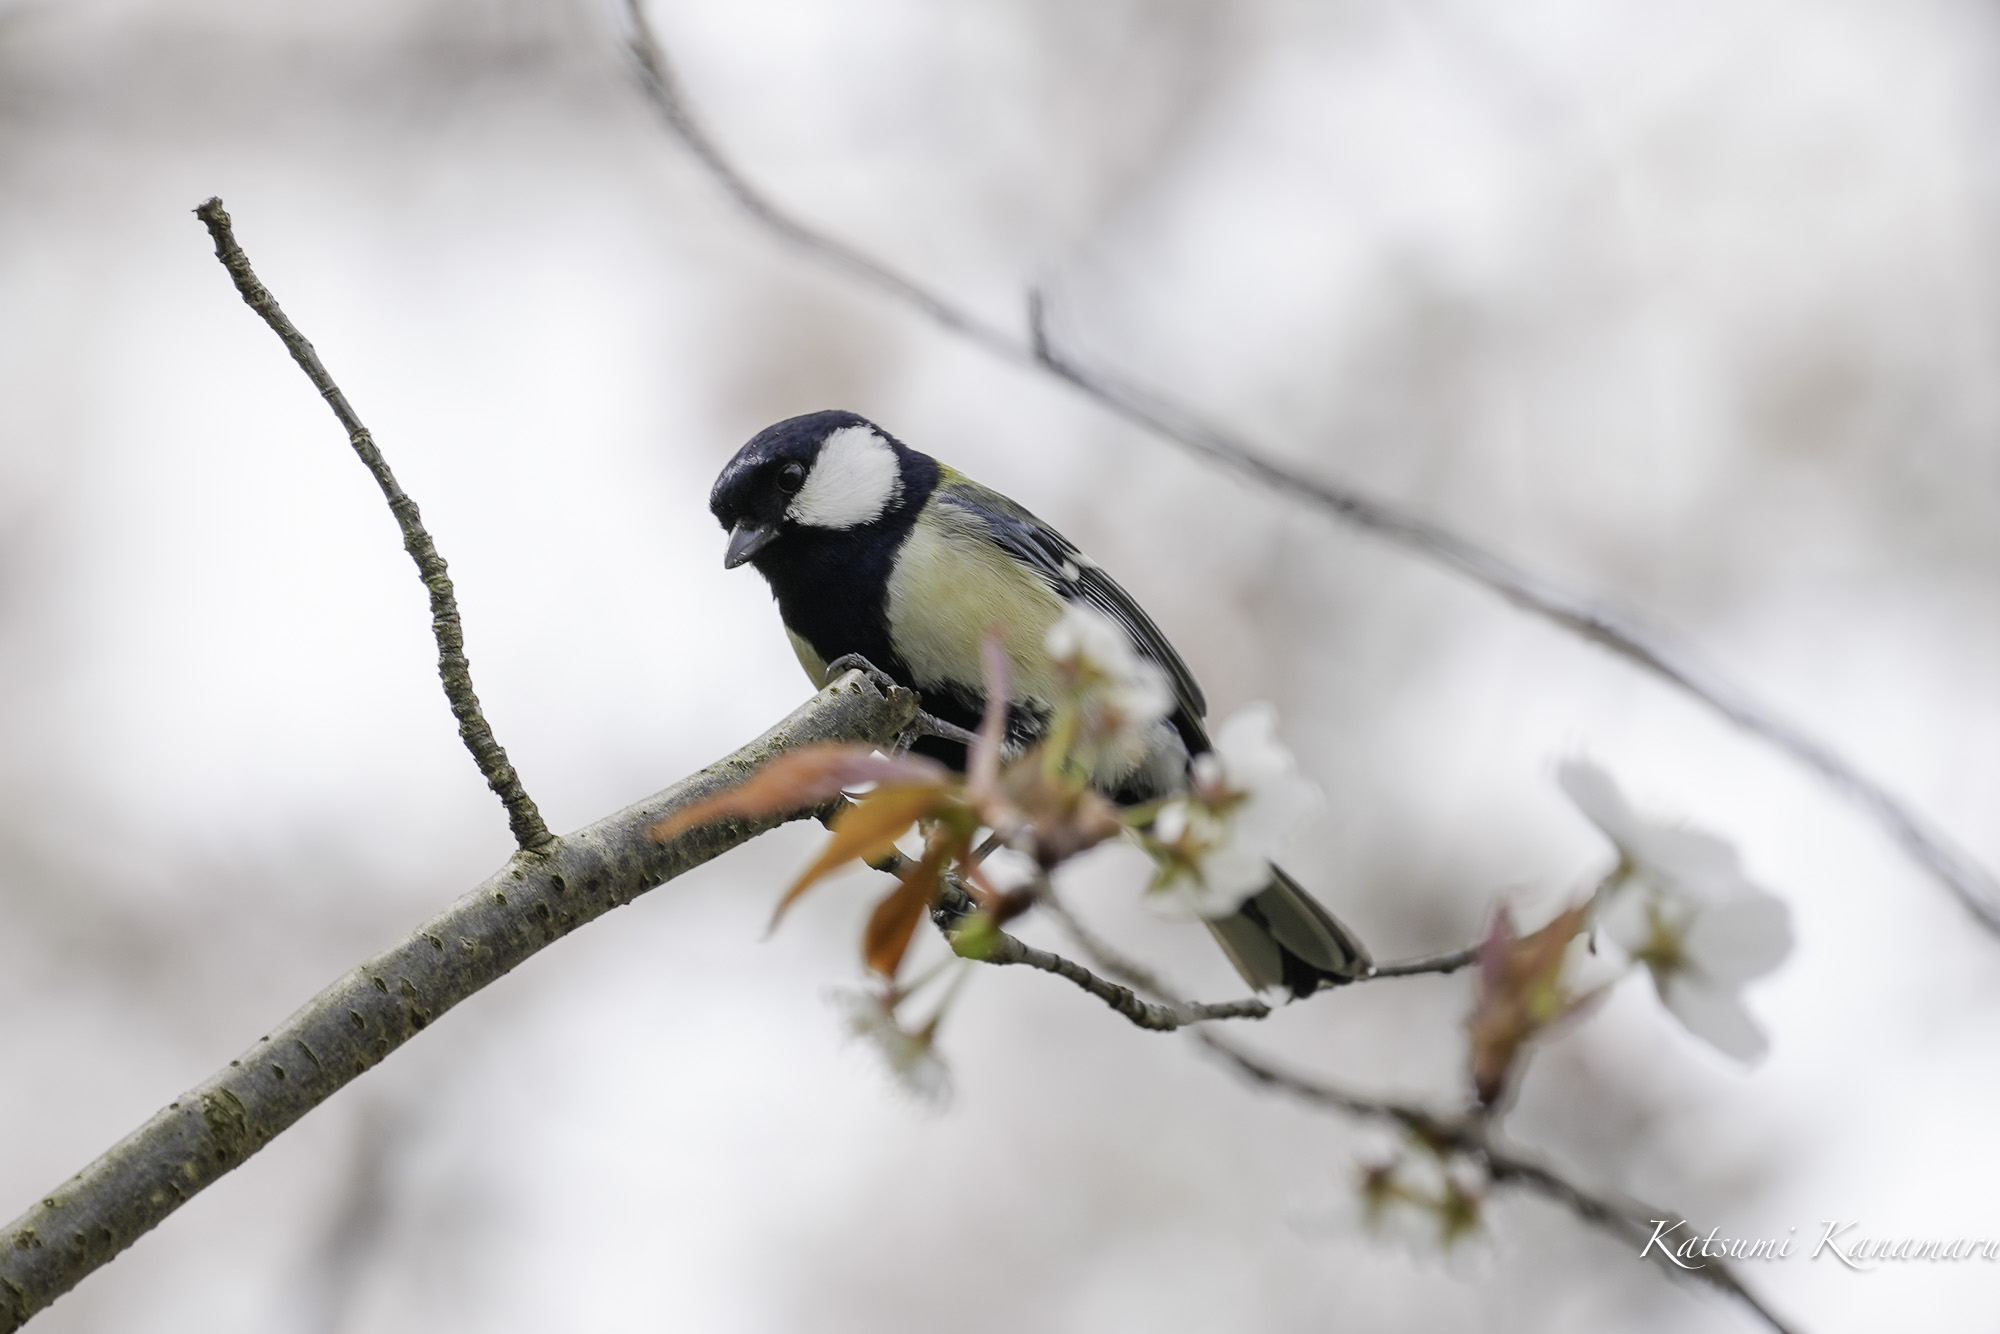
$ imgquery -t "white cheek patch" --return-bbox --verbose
[787,424,903,529]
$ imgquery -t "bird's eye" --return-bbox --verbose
[777,462,807,494]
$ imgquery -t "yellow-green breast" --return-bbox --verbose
[884,496,1066,703]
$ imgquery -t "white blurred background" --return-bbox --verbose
[1,0,1997,1330]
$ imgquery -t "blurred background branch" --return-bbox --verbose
[1198,1031,1802,1334]
[621,0,2000,936]
[1032,892,1800,1333]
[3,3,1996,1331]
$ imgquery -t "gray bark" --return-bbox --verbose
[0,670,917,1332]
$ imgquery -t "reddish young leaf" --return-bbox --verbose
[967,627,1012,801]
[648,744,949,844]
[768,782,951,930]
[862,830,959,979]
[1467,902,1590,1105]
[1024,783,1124,869]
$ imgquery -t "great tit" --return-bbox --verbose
[710,409,1369,995]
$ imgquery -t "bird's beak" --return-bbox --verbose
[723,519,779,569]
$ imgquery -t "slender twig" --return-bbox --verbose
[908,876,1269,1030]
[1197,1034,1803,1334]
[1193,1030,1470,1145]
[1366,944,1480,978]
[843,722,1195,1040]
[0,669,919,1333]
[623,14,1024,369]
[1478,1143,1799,1332]
[974,928,1270,1030]
[619,1,2000,933]
[846,794,1788,1323]
[1039,894,1181,1000]
[193,197,552,855]
[1029,899,1799,1334]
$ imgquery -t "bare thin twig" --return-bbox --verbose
[1478,1144,1798,1331]
[194,197,553,854]
[1367,944,1479,978]
[0,669,919,1332]
[1197,1034,1804,1334]
[1030,900,1799,1334]
[619,1,2000,933]
[907,875,1270,1030]
[973,928,1271,1030]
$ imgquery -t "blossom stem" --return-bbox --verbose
[1366,946,1480,978]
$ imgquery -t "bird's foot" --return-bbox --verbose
[823,652,899,695]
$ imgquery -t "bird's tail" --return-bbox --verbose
[1205,865,1371,997]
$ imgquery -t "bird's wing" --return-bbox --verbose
[932,472,1210,743]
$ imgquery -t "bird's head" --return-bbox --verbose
[709,410,917,569]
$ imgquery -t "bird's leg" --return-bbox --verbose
[820,655,960,760]
[967,830,1007,865]
[913,712,982,748]
[822,656,1012,761]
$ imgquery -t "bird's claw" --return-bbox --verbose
[824,652,899,695]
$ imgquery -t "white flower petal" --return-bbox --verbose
[1240,778,1319,845]
[1560,761,1789,1061]
[831,989,952,1106]
[1659,972,1770,1063]
[1596,883,1697,961]
[1684,889,1793,984]
[1557,759,1641,848]
[1147,854,1265,919]
[1592,888,1656,960]
[1145,706,1322,920]
[1046,604,1174,769]
[1147,882,1220,920]
[1372,1196,1446,1256]
[1595,881,1656,958]
[1214,705,1294,786]
[1044,603,1128,671]
[1212,705,1321,845]
[1200,844,1271,905]
[1627,825,1745,901]
[894,1045,952,1105]
[1046,606,1166,701]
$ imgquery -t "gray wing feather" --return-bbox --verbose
[936,473,1369,994]
[933,476,1209,739]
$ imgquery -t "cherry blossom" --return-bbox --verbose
[1560,760,1793,1061]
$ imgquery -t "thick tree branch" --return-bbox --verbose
[0,671,919,1333]
[194,197,553,854]
[620,0,2000,934]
